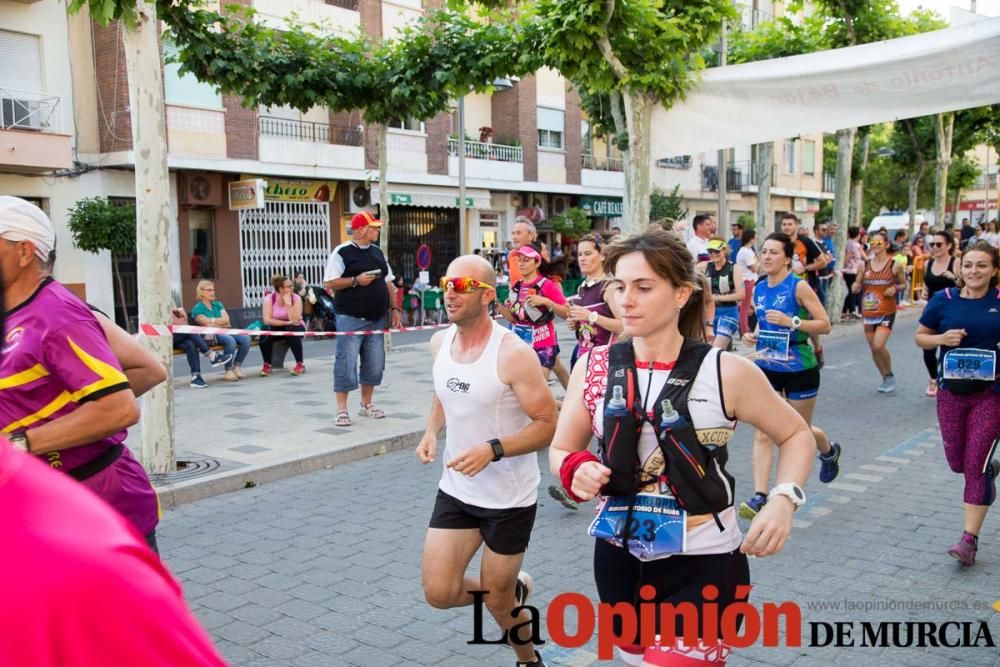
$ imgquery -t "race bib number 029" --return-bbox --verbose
[757,330,791,360]
[588,493,687,561]
[942,349,997,382]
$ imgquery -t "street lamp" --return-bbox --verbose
[458,77,514,253]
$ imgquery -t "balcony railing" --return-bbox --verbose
[324,0,359,8]
[973,173,998,190]
[448,138,523,163]
[656,155,692,169]
[258,116,363,146]
[702,161,777,192]
[823,172,836,193]
[583,154,624,172]
[0,88,62,133]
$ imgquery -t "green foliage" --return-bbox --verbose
[66,197,136,255]
[550,207,593,238]
[69,0,139,28]
[727,15,828,65]
[579,89,627,150]
[737,211,755,232]
[649,185,687,228]
[948,155,980,192]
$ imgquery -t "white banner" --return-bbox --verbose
[652,17,1000,157]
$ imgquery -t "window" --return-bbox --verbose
[0,30,43,92]
[803,140,816,175]
[388,117,424,132]
[581,119,592,156]
[537,107,564,150]
[783,139,797,174]
[163,34,223,108]
[189,209,216,280]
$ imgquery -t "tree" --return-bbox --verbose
[532,0,733,232]
[649,185,687,229]
[68,0,174,473]
[66,198,136,327]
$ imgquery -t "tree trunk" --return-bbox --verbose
[622,91,654,233]
[827,128,855,323]
[124,0,174,473]
[907,164,925,234]
[377,122,392,350]
[609,90,632,228]
[849,130,870,228]
[951,186,961,227]
[112,255,129,329]
[934,112,954,230]
[754,141,773,248]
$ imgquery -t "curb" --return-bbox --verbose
[156,428,424,510]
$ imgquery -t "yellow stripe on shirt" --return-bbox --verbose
[0,363,49,390]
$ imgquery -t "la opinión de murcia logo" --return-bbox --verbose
[466,587,996,659]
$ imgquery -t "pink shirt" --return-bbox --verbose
[0,279,158,535]
[0,442,229,667]
[507,276,567,349]
[270,291,301,323]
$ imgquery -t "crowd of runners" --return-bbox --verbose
[1,195,998,666]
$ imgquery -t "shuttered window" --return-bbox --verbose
[0,30,44,92]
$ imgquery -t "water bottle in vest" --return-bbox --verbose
[605,385,629,418]
[660,399,684,431]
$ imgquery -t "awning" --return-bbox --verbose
[370,184,492,209]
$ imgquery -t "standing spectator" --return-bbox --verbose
[814,222,836,307]
[259,274,306,377]
[191,280,251,382]
[728,221,744,258]
[735,229,759,333]
[911,220,930,244]
[323,211,401,427]
[0,196,159,549]
[686,213,715,264]
[984,221,1000,248]
[960,218,975,249]
[842,226,865,320]
[172,305,231,388]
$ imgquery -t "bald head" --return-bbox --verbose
[446,255,496,285]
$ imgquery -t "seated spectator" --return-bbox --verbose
[171,306,230,388]
[191,280,250,382]
[260,274,306,377]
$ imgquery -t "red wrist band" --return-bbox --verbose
[559,450,601,503]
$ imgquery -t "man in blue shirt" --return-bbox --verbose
[728,222,743,258]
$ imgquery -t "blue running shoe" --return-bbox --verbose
[819,441,841,483]
[738,493,767,520]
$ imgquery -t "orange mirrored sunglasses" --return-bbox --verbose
[440,276,493,293]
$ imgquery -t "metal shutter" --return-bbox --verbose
[0,30,43,92]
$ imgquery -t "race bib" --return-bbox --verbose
[942,349,997,382]
[757,329,791,360]
[512,324,534,346]
[588,493,687,561]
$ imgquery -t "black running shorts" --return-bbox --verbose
[429,489,537,555]
[761,367,821,401]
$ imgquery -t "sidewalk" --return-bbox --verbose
[150,307,922,510]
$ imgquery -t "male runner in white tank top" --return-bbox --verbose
[417,255,557,667]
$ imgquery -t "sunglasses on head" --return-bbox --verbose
[440,276,492,293]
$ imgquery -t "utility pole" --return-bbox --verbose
[458,96,467,253]
[717,21,728,233]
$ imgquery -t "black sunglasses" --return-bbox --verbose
[928,242,946,248]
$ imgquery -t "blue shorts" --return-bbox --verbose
[333,313,387,392]
[713,307,740,339]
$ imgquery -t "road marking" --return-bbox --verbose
[876,455,911,465]
[845,473,884,482]
[902,449,925,458]
[827,495,853,504]
[861,464,898,473]
[917,441,937,449]
[827,481,868,493]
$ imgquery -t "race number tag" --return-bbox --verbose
[512,324,534,346]
[588,493,687,561]
[942,349,997,382]
[757,330,791,360]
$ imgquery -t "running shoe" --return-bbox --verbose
[548,484,578,510]
[515,651,546,667]
[259,363,272,377]
[515,571,534,608]
[738,493,767,520]
[878,375,896,394]
[209,351,233,367]
[291,362,306,376]
[190,374,208,389]
[947,532,978,566]
[819,442,842,483]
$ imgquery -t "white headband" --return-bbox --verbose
[0,196,55,262]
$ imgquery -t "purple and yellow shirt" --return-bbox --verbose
[0,278,158,535]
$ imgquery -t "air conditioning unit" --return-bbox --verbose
[179,172,223,207]
[1,98,44,131]
[552,196,568,215]
[348,182,371,212]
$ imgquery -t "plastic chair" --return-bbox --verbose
[422,289,444,324]
[402,292,420,326]
[496,284,510,304]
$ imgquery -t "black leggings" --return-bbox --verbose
[593,539,750,643]
[842,273,859,314]
[260,324,304,364]
[924,347,938,380]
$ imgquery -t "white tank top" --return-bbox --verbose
[584,346,742,556]
[434,321,540,509]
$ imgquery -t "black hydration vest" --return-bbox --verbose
[598,339,735,530]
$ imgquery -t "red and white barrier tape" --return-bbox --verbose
[138,323,452,338]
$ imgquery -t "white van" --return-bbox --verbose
[867,211,933,235]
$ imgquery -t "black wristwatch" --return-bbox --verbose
[351,276,359,288]
[488,438,504,462]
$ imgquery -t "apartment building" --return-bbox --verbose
[0,0,832,326]
[953,143,998,226]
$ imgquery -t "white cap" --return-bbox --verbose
[0,196,55,262]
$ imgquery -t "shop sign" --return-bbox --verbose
[580,196,624,217]
[454,197,475,206]
[793,197,820,213]
[391,193,413,205]
[228,179,266,211]
[240,175,335,202]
